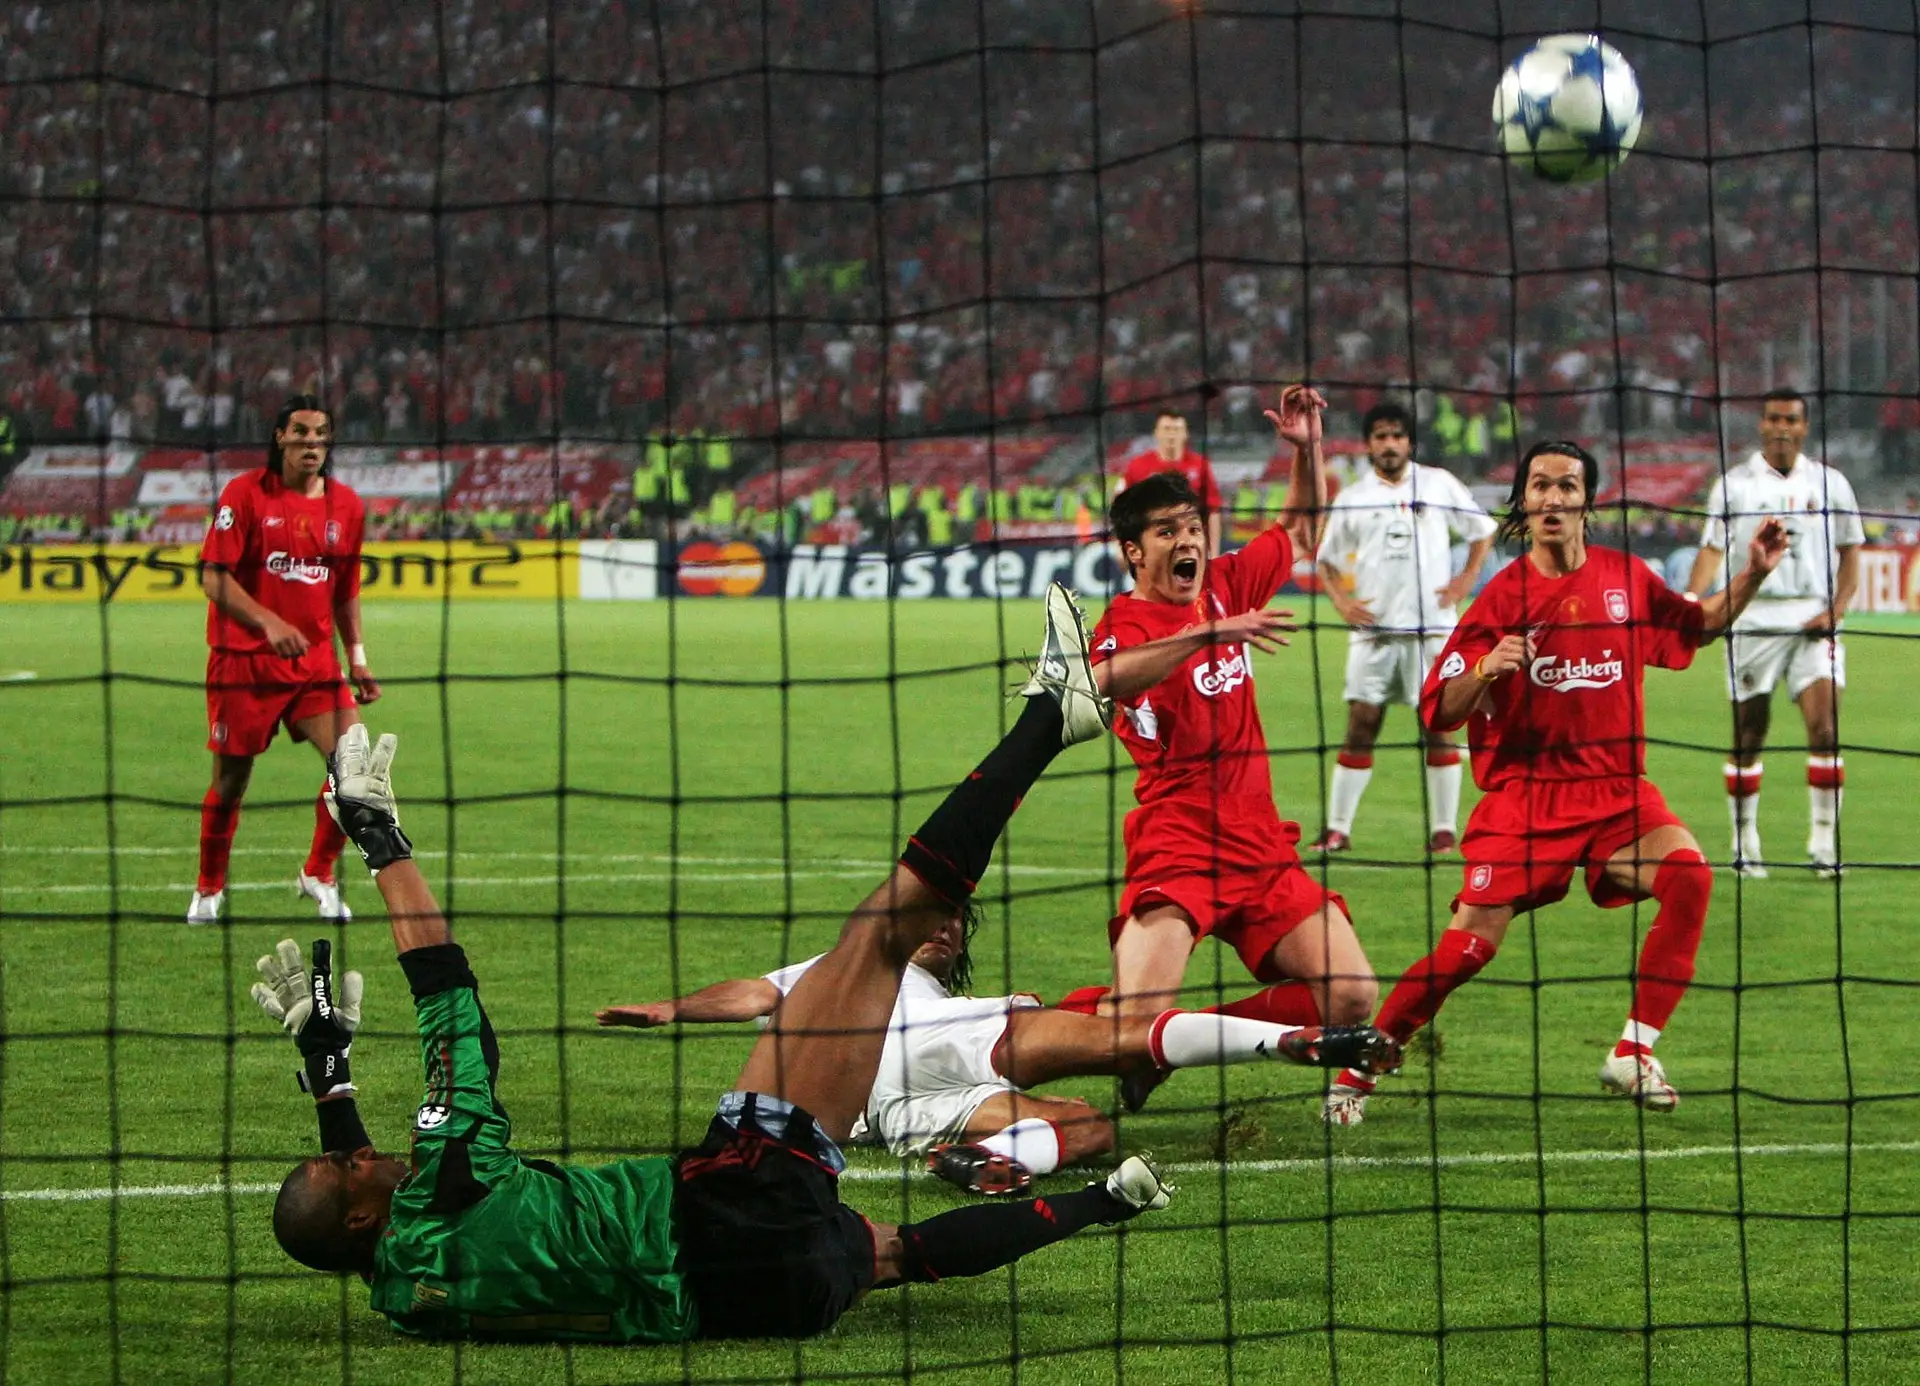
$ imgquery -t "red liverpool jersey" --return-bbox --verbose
[1420,545,1707,788]
[1121,449,1224,513]
[200,469,366,654]
[1092,526,1294,846]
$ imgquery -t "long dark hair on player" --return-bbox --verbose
[271,394,334,479]
[946,900,983,997]
[1496,439,1600,544]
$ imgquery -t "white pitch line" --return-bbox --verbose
[14,866,1106,896]
[4,1181,282,1203]
[8,1140,1916,1204]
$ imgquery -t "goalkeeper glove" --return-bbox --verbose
[252,938,364,1099]
[325,724,413,874]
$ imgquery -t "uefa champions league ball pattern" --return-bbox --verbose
[1493,34,1643,183]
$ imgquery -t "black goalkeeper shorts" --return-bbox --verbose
[674,1093,877,1340]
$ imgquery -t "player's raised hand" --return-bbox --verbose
[1263,384,1328,449]
[596,1002,677,1029]
[1748,516,1789,575]
[1207,605,1297,653]
[251,938,364,1098]
[325,724,413,874]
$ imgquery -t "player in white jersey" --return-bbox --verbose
[598,911,1396,1196]
[1687,389,1863,878]
[1309,402,1497,854]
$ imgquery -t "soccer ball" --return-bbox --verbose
[1492,34,1642,183]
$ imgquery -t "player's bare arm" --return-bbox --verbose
[202,565,310,658]
[1316,559,1375,627]
[1698,517,1790,637]
[335,594,381,704]
[1436,536,1494,610]
[1685,540,1725,599]
[1429,629,1539,730]
[1803,543,1859,636]
[597,979,782,1028]
[1094,607,1297,702]
[1263,384,1329,554]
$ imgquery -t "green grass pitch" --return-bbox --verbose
[0,595,1916,1385]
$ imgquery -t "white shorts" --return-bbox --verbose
[857,994,1036,1158]
[1343,633,1448,707]
[1725,630,1846,702]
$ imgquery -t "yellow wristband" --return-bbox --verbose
[1473,656,1500,683]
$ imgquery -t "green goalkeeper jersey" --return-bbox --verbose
[367,972,699,1342]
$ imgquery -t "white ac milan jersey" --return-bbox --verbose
[1316,464,1496,636]
[1701,452,1864,630]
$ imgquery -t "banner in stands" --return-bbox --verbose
[654,541,1137,601]
[0,540,579,602]
[1,446,145,519]
[578,540,660,601]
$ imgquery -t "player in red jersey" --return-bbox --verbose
[1087,385,1381,1113]
[1319,440,1788,1124]
[1118,409,1225,555]
[189,395,380,926]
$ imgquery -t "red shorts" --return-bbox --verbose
[206,648,351,757]
[1456,777,1687,914]
[1110,800,1345,984]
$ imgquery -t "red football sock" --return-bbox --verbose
[1374,930,1498,1043]
[198,789,240,894]
[303,778,347,882]
[1626,850,1712,1036]
[1205,980,1322,1026]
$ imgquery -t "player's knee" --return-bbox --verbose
[1653,849,1712,919]
[1322,973,1378,1025]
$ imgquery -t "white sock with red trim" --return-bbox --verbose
[977,1118,1062,1176]
[1328,753,1372,835]
[1149,1010,1300,1070]
[1725,761,1763,857]
[1807,756,1843,857]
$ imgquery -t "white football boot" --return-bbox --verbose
[1598,1050,1679,1112]
[296,872,353,922]
[185,889,226,926]
[1020,582,1114,747]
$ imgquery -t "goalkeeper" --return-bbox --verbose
[256,590,1235,1342]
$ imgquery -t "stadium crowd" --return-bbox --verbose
[4,0,1918,469]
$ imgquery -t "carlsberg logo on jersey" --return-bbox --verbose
[1529,650,1624,692]
[266,551,331,585]
[1193,647,1252,698]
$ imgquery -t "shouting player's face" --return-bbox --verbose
[910,913,966,982]
[1153,414,1188,460]
[1522,452,1587,549]
[1367,421,1412,479]
[1760,399,1808,471]
[275,409,333,489]
[1127,502,1207,603]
